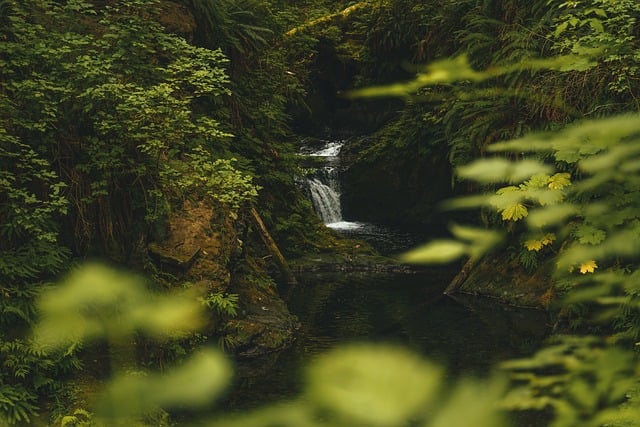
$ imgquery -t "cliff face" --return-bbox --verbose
[148,200,299,357]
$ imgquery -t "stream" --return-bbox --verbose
[223,269,549,410]
[221,139,550,425]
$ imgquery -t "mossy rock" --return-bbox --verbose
[456,252,554,309]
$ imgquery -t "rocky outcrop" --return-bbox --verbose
[449,252,555,309]
[340,134,455,232]
[148,200,298,357]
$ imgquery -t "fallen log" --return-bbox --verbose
[444,257,475,295]
[250,206,298,286]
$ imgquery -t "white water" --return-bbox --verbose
[302,140,361,230]
[308,178,341,224]
[325,220,365,230]
[307,141,342,157]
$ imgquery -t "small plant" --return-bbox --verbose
[198,292,239,317]
[59,408,93,427]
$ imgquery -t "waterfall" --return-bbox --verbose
[308,176,341,223]
[301,139,360,229]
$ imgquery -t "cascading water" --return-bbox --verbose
[300,138,422,254]
[300,140,361,230]
[307,176,341,224]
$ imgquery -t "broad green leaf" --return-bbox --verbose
[496,185,520,195]
[400,240,468,264]
[306,344,442,426]
[96,349,231,419]
[526,204,578,228]
[525,174,551,189]
[457,158,551,184]
[587,18,604,33]
[450,224,500,242]
[526,188,565,206]
[574,225,606,245]
[457,158,514,183]
[557,232,640,271]
[489,187,525,211]
[429,377,507,427]
[450,224,503,258]
[580,143,640,173]
[33,264,204,350]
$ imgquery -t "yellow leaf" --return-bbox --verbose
[524,240,543,251]
[501,203,528,221]
[548,172,572,189]
[524,233,556,251]
[579,260,597,274]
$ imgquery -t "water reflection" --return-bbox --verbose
[222,269,549,411]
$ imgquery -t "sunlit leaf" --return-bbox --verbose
[450,224,503,258]
[501,203,528,221]
[579,143,640,173]
[526,188,565,206]
[489,187,525,211]
[400,240,468,264]
[457,158,514,183]
[525,174,551,189]
[96,349,231,419]
[429,377,507,427]
[450,224,499,242]
[526,204,578,228]
[306,344,442,426]
[457,158,551,184]
[574,225,606,245]
[579,260,598,274]
[548,173,572,189]
[524,233,556,251]
[32,263,204,351]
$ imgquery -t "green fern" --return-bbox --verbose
[199,292,239,317]
[0,384,38,425]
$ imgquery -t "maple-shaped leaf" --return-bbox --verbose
[548,172,572,189]
[579,260,598,274]
[524,239,544,251]
[524,233,556,251]
[574,224,606,245]
[530,188,565,206]
[525,174,551,189]
[501,203,528,221]
[495,185,520,195]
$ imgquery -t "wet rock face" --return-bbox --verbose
[340,137,455,232]
[147,200,299,357]
[222,284,300,358]
[456,251,554,309]
[148,200,231,286]
[155,1,197,37]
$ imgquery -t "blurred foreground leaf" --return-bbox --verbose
[401,225,502,264]
[97,349,231,420]
[32,263,204,351]
[306,344,441,426]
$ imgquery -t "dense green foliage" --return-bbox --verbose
[3,0,640,424]
[0,0,257,422]
[329,0,640,227]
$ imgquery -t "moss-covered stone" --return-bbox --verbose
[455,252,554,309]
[222,268,299,357]
[147,200,300,357]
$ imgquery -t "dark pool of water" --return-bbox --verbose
[221,268,550,413]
